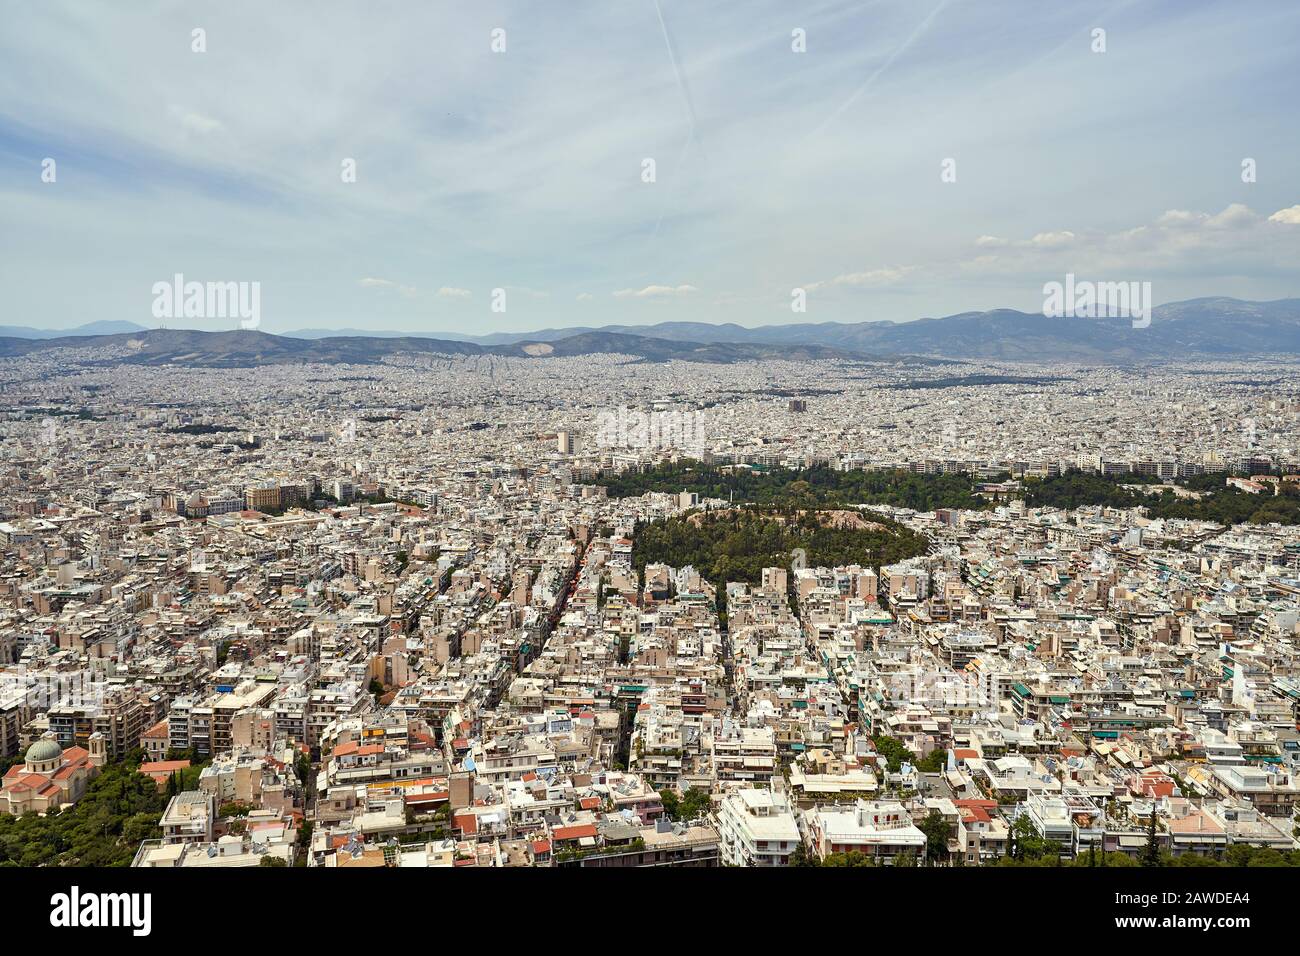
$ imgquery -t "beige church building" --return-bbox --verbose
[0,731,106,815]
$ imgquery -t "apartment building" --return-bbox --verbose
[803,799,927,863]
[716,787,801,866]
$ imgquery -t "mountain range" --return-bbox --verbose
[3,297,1298,366]
[0,320,149,339]
[0,327,866,368]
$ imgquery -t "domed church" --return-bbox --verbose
[0,731,106,815]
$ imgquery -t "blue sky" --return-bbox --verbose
[2,0,1299,334]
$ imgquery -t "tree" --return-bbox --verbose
[915,749,948,773]
[787,842,816,867]
[1007,814,1062,864]
[122,811,162,846]
[1009,814,1033,861]
[660,786,710,822]
[1141,808,1161,867]
[259,855,288,866]
[295,820,314,867]
[823,850,874,867]
[0,756,167,867]
[919,810,953,866]
[1070,850,1137,868]
[871,735,914,774]
[1244,848,1288,867]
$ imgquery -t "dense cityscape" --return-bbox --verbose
[7,1,1300,940]
[1,349,1297,869]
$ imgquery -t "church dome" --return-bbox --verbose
[26,738,62,764]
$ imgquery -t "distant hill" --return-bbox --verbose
[497,331,858,364]
[0,327,873,367]
[6,297,1299,365]
[0,320,148,339]
[284,327,487,342]
[427,297,1300,361]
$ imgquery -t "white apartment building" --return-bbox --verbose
[803,799,927,863]
[716,787,801,867]
[1020,792,1074,855]
[160,790,217,846]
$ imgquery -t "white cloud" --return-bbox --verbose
[1206,203,1258,229]
[576,292,594,301]
[1156,204,1259,231]
[437,286,472,298]
[1156,209,1203,227]
[811,204,1300,295]
[952,204,1300,279]
[1029,230,1076,247]
[807,266,914,292]
[612,284,699,299]
[1268,205,1300,225]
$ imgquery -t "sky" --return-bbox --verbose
[2,0,1299,335]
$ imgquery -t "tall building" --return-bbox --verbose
[244,482,282,512]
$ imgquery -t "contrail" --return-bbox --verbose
[983,0,1136,91]
[812,0,951,137]
[654,0,704,159]
[649,0,705,241]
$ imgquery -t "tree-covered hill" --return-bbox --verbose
[1024,470,1300,525]
[601,461,989,512]
[632,508,929,604]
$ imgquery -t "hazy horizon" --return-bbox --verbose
[7,293,1300,339]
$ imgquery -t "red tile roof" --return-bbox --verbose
[552,823,598,841]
